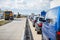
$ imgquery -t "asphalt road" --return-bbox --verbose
[28,19,42,40]
[0,18,26,40]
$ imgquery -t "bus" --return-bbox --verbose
[4,11,14,20]
[42,6,60,40]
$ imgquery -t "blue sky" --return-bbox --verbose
[0,0,51,15]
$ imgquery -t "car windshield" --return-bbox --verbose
[5,12,11,14]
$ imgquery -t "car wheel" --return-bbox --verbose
[40,30,42,34]
[37,31,40,34]
[33,25,35,27]
[35,29,36,31]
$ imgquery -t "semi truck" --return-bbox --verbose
[4,11,14,20]
[42,6,60,40]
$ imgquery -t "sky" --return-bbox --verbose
[0,0,52,15]
[50,0,60,8]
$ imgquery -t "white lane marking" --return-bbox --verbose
[21,20,26,40]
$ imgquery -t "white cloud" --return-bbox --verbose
[17,0,24,3]
[0,0,51,14]
[50,0,60,8]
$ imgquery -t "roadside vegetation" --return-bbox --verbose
[0,20,11,26]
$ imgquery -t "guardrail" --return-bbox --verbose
[24,18,34,40]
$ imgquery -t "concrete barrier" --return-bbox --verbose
[24,19,33,40]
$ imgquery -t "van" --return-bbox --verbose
[42,6,60,40]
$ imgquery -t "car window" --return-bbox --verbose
[36,17,39,22]
[46,19,52,23]
[45,9,57,25]
[36,17,39,20]
[46,18,57,26]
[31,17,33,19]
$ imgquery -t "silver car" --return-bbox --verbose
[35,17,44,34]
[32,16,39,27]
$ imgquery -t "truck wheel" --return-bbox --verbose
[5,19,9,20]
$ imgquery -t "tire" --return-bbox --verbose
[33,25,35,27]
[37,31,40,34]
[35,29,37,31]
[40,30,42,34]
[37,30,42,34]
[5,18,9,20]
[5,16,9,20]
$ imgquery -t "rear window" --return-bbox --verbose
[39,18,44,21]
[36,17,39,20]
[31,17,33,20]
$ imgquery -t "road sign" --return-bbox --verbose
[41,11,46,17]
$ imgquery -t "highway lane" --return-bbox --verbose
[28,19,42,40]
[0,18,26,40]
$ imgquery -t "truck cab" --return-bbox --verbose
[4,11,14,20]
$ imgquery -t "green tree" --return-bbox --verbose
[17,12,21,18]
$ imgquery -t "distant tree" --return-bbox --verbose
[17,12,21,18]
[0,9,3,13]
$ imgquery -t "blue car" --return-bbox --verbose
[42,6,60,40]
